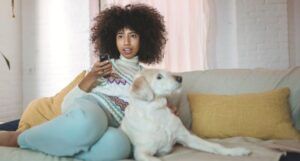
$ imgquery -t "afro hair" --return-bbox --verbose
[91,3,167,65]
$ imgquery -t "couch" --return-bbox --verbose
[1,67,300,161]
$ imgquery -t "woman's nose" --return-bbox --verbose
[124,35,130,45]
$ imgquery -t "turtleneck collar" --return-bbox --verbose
[110,55,142,83]
[119,55,139,65]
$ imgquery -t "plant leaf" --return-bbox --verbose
[1,52,10,70]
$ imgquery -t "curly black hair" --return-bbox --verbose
[91,3,167,65]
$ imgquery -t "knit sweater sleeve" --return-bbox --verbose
[61,86,88,113]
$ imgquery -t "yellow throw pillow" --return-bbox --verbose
[17,71,86,132]
[188,88,300,140]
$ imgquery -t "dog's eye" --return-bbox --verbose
[157,74,163,80]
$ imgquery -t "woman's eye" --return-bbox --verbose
[157,74,162,80]
[131,34,138,38]
[117,35,123,39]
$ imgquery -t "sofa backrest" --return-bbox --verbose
[173,67,300,130]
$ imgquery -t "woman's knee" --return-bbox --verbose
[104,127,132,159]
[101,127,132,160]
[76,127,132,161]
[65,96,108,141]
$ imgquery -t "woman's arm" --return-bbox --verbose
[79,60,112,92]
[61,60,112,113]
[167,102,179,116]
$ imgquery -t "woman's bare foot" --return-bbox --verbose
[0,131,22,147]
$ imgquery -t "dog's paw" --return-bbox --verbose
[224,147,251,156]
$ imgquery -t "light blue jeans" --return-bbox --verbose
[18,95,131,161]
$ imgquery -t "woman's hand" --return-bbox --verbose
[78,60,112,92]
[167,102,179,116]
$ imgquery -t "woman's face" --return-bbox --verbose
[116,28,140,59]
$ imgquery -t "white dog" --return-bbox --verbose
[121,69,251,161]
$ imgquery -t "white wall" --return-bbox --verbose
[237,0,289,69]
[288,0,300,66]
[0,0,91,122]
[215,0,291,69]
[0,0,22,121]
[295,1,300,65]
[1,0,300,121]
[22,0,91,109]
[214,0,238,68]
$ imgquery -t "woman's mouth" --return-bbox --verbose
[123,48,132,55]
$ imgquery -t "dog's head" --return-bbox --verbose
[130,69,182,101]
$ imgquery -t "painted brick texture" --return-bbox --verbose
[236,0,289,68]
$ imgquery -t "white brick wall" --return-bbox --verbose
[0,0,90,122]
[236,0,289,69]
[1,0,300,121]
[22,0,91,109]
[215,0,239,68]
[288,0,300,67]
[0,0,22,122]
[215,0,292,69]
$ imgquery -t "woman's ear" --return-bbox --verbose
[130,76,154,101]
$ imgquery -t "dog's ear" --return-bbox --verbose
[131,76,154,101]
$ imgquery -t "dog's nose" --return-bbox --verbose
[174,75,182,83]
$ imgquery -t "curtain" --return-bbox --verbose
[98,0,212,72]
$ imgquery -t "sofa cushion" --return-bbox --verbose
[2,137,298,161]
[178,67,300,131]
[188,88,300,140]
[17,71,86,131]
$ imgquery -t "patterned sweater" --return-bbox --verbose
[61,55,143,126]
